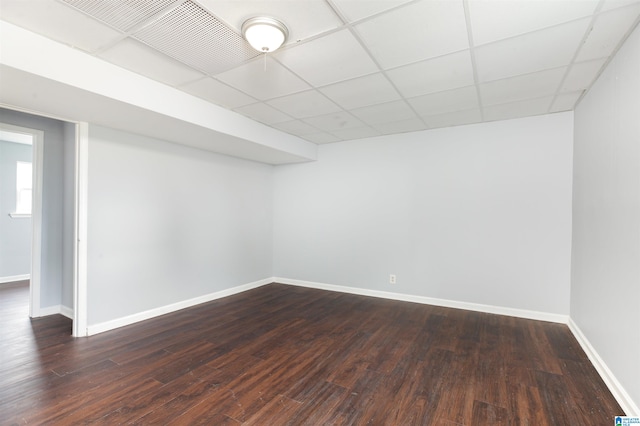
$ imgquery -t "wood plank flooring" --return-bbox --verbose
[0,281,624,424]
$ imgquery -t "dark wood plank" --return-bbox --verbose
[472,400,510,426]
[0,281,625,425]
[535,370,592,425]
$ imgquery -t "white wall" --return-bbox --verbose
[572,24,640,414]
[274,112,574,315]
[0,108,74,311]
[0,140,32,278]
[86,125,273,326]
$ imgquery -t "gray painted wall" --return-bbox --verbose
[86,125,273,325]
[274,112,574,315]
[0,140,32,278]
[571,24,640,412]
[0,108,74,311]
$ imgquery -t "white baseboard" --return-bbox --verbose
[568,318,639,416]
[274,277,568,324]
[0,274,30,284]
[34,305,60,317]
[34,304,74,319]
[86,278,272,336]
[60,305,74,320]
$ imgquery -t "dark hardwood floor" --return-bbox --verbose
[0,281,623,425]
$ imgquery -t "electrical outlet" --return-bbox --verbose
[389,274,396,284]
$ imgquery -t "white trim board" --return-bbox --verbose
[73,122,89,337]
[568,318,639,416]
[86,278,272,336]
[37,304,74,320]
[274,277,569,324]
[0,274,30,284]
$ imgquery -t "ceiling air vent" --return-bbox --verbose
[132,1,261,75]
[60,0,181,32]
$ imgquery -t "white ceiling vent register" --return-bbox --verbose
[59,0,261,75]
[60,0,180,32]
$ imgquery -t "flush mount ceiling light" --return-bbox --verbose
[242,16,289,53]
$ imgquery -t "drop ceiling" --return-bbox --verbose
[1,0,639,146]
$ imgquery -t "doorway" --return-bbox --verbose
[0,124,41,317]
[0,110,87,337]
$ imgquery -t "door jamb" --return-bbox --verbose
[73,122,88,337]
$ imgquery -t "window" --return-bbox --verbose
[15,161,32,215]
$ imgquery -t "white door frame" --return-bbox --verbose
[0,114,88,336]
[73,122,89,337]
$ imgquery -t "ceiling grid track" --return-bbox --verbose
[547,0,604,114]
[462,0,485,122]
[323,0,433,132]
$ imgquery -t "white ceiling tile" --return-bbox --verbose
[550,91,584,112]
[331,126,381,140]
[562,58,608,92]
[575,3,640,61]
[319,73,401,110]
[468,0,599,46]
[350,100,417,125]
[386,50,475,98]
[6,0,637,144]
[484,96,554,122]
[98,38,204,87]
[234,103,292,124]
[197,0,342,44]
[272,120,320,136]
[354,0,469,69]
[267,90,342,119]
[0,0,123,53]
[475,18,590,82]
[480,67,566,106]
[408,86,479,117]
[331,0,414,21]
[422,108,482,129]
[179,78,256,109]
[303,111,366,132]
[600,0,640,12]
[275,30,379,87]
[215,57,310,100]
[302,132,342,144]
[371,118,427,135]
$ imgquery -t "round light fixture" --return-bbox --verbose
[242,17,289,53]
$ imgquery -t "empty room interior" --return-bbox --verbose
[0,0,639,424]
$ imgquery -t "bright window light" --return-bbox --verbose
[16,161,32,215]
